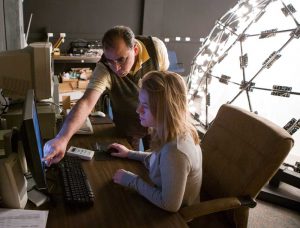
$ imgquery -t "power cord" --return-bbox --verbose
[0,90,9,115]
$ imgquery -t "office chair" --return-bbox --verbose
[167,50,185,73]
[179,104,294,228]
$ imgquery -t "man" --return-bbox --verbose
[43,25,169,165]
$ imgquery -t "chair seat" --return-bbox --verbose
[188,212,232,228]
[187,191,233,228]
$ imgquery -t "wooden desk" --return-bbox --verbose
[44,124,188,228]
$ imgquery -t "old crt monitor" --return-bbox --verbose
[21,89,47,190]
[0,42,53,101]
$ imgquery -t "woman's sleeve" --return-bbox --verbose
[128,151,151,161]
[119,149,190,212]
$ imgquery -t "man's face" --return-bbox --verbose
[103,38,138,77]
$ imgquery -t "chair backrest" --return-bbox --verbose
[201,104,294,199]
[167,50,185,73]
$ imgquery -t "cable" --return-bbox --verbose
[0,90,9,116]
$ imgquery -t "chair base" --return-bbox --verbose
[258,182,300,211]
[188,212,232,228]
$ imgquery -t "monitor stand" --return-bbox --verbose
[25,174,55,208]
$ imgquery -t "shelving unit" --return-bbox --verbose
[53,55,101,75]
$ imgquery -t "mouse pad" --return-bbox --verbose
[94,143,116,161]
[90,116,114,125]
[94,150,115,160]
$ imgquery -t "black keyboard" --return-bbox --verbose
[58,156,95,206]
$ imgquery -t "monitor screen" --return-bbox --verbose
[0,42,53,101]
[21,89,47,190]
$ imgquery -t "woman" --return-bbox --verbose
[110,71,202,212]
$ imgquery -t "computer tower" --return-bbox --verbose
[0,153,28,208]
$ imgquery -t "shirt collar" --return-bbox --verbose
[130,39,150,75]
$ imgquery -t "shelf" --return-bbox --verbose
[53,55,101,63]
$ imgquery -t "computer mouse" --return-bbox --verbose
[107,147,119,154]
[91,111,106,117]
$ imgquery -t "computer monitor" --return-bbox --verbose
[20,89,47,190]
[0,42,53,101]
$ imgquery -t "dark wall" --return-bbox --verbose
[143,0,236,75]
[144,0,236,38]
[23,0,237,75]
[24,0,144,51]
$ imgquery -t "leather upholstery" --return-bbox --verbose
[180,104,294,227]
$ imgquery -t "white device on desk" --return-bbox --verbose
[66,109,93,134]
[0,153,28,209]
[67,146,94,160]
[77,117,94,134]
[90,111,106,117]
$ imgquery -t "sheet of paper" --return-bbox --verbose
[0,208,48,228]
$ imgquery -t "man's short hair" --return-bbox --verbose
[102,25,135,49]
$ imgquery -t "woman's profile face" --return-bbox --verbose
[136,89,155,128]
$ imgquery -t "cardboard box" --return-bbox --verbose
[78,80,89,89]
[59,82,76,93]
[61,77,78,83]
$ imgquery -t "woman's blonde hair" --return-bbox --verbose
[141,71,200,150]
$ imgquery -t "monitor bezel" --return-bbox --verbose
[21,89,47,190]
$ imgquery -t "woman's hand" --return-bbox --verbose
[112,169,127,184]
[108,143,130,158]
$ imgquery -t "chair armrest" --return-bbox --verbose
[179,196,256,222]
